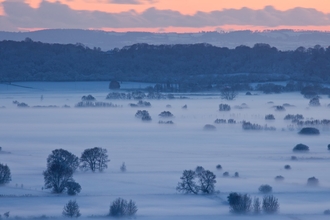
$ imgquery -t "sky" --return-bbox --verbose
[1,0,330,32]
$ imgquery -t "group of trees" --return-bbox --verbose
[43,147,109,195]
[62,198,137,218]
[228,193,279,214]
[2,40,330,85]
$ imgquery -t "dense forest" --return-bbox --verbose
[0,39,329,85]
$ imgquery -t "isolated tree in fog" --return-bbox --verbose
[47,149,79,172]
[62,200,81,218]
[80,147,110,172]
[221,87,238,100]
[0,163,11,185]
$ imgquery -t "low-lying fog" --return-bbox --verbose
[0,82,329,219]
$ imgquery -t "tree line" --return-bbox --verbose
[0,39,330,84]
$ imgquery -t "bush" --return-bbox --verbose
[274,176,284,181]
[228,119,236,124]
[259,185,272,194]
[80,147,110,172]
[262,195,279,214]
[214,119,226,124]
[203,124,216,131]
[291,156,298,160]
[328,144,330,150]
[120,162,126,172]
[227,193,252,214]
[109,198,137,217]
[265,114,275,120]
[216,164,222,170]
[299,127,320,135]
[275,106,285,111]
[284,114,304,120]
[223,172,229,177]
[324,209,330,215]
[293,143,309,152]
[284,165,291,170]
[0,164,11,185]
[159,111,174,117]
[109,80,120,90]
[81,95,95,101]
[309,97,320,106]
[219,104,231,111]
[234,172,239,178]
[62,200,81,218]
[307,177,319,186]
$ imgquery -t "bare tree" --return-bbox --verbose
[80,147,110,172]
[197,170,216,194]
[0,164,11,185]
[63,200,81,218]
[176,170,199,194]
[221,87,238,100]
[262,195,279,214]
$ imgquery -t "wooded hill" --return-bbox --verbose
[0,39,329,85]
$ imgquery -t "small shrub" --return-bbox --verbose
[246,92,252,95]
[228,119,236,124]
[275,106,285,111]
[265,114,275,120]
[284,165,291,170]
[203,124,216,131]
[328,144,330,151]
[307,177,319,186]
[234,172,239,178]
[324,209,330,215]
[120,162,126,172]
[258,184,272,194]
[223,172,229,177]
[262,195,279,214]
[62,200,81,218]
[159,111,174,117]
[299,127,320,135]
[216,164,222,170]
[274,176,284,181]
[291,156,297,160]
[219,104,231,111]
[214,119,226,124]
[293,143,309,152]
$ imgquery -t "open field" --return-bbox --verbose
[0,82,330,219]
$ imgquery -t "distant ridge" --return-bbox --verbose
[1,29,330,51]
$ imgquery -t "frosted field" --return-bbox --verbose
[0,82,330,219]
